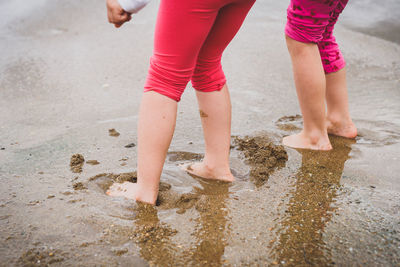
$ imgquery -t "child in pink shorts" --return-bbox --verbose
[106,0,255,204]
[283,0,357,150]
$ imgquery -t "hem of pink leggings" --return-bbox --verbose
[324,61,346,74]
[285,28,317,44]
[143,88,181,102]
[193,80,226,93]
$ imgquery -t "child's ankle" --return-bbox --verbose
[326,114,357,138]
[327,113,352,126]
[202,160,231,175]
[135,185,158,205]
[203,158,230,172]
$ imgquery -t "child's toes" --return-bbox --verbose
[106,184,123,196]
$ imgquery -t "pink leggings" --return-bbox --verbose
[144,0,255,101]
[285,0,349,73]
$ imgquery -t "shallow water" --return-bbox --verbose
[84,134,360,266]
[1,0,400,266]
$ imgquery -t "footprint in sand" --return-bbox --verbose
[275,115,303,132]
[355,119,400,147]
[166,151,203,162]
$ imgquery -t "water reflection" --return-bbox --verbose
[185,179,231,266]
[132,204,178,265]
[272,136,355,266]
[134,178,231,266]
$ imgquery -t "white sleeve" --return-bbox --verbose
[118,0,151,14]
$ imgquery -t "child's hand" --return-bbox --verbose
[106,0,132,28]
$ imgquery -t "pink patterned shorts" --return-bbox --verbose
[285,0,349,73]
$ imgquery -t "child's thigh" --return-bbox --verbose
[145,0,222,100]
[152,0,224,71]
[191,0,255,92]
[196,0,256,61]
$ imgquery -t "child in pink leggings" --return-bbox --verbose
[106,0,255,204]
[283,0,357,150]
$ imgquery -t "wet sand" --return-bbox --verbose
[1,0,400,266]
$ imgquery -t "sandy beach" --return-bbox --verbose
[1,0,399,266]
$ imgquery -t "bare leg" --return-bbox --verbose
[184,1,254,179]
[283,36,332,150]
[107,91,177,204]
[135,91,177,204]
[185,85,234,182]
[325,68,357,138]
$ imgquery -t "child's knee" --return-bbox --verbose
[285,34,317,57]
[144,57,192,102]
[191,58,226,92]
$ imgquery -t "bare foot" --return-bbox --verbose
[183,162,235,182]
[327,119,357,139]
[282,132,332,150]
[106,181,137,200]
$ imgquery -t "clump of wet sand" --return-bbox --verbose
[86,160,100,165]
[199,110,208,118]
[109,128,120,137]
[233,135,288,186]
[70,154,84,173]
[125,143,136,148]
